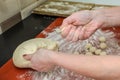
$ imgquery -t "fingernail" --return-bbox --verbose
[60,26,65,31]
[23,54,30,60]
[23,54,27,57]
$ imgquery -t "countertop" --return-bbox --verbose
[0,14,57,67]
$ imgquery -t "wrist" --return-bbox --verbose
[99,7,120,27]
[91,8,114,28]
[48,51,59,66]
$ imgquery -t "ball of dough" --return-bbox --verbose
[12,38,58,68]
[95,49,102,55]
[85,43,92,49]
[99,36,106,42]
[89,47,96,53]
[100,51,107,56]
[100,43,107,49]
[85,52,93,55]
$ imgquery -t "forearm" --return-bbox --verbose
[99,7,120,27]
[51,53,120,80]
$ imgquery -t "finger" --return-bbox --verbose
[23,54,33,60]
[39,66,54,72]
[60,24,67,30]
[78,26,85,40]
[84,27,95,39]
[84,21,101,39]
[66,26,76,41]
[59,27,65,32]
[60,16,77,29]
[61,25,72,38]
[60,18,71,29]
[63,17,76,25]
[72,26,82,41]
[40,68,50,72]
[27,63,32,68]
[31,66,47,72]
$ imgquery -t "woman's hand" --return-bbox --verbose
[23,49,56,72]
[61,10,108,41]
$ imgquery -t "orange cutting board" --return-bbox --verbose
[0,18,64,80]
[0,17,120,80]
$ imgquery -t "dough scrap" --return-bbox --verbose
[95,49,102,55]
[100,51,107,56]
[85,52,93,55]
[100,43,107,49]
[12,38,58,68]
[85,43,92,49]
[99,36,106,42]
[89,47,96,53]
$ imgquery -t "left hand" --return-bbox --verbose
[60,10,108,41]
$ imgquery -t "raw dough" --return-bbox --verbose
[12,38,58,68]
[89,47,96,53]
[99,36,106,42]
[86,52,93,55]
[85,43,92,49]
[100,51,107,56]
[100,43,107,49]
[95,49,102,55]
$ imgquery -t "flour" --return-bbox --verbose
[31,28,120,80]
[17,28,120,80]
[16,71,33,80]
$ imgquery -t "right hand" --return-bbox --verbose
[23,49,56,72]
[60,10,108,41]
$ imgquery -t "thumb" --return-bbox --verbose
[23,54,33,61]
[60,25,66,32]
[60,20,69,30]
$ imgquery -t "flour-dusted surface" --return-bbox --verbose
[16,71,33,80]
[29,28,120,80]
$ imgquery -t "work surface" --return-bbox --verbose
[0,16,63,80]
[0,13,120,80]
[0,14,57,67]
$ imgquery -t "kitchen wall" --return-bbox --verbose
[0,0,46,34]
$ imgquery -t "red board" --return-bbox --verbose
[0,18,63,80]
[0,17,120,80]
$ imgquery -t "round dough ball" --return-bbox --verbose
[100,43,107,49]
[89,47,96,53]
[100,51,107,56]
[99,36,106,42]
[95,49,102,55]
[85,43,92,49]
[85,52,93,55]
[12,38,58,68]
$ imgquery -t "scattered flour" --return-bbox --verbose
[17,28,120,80]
